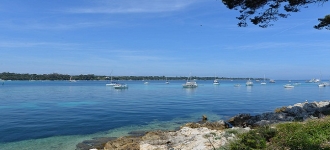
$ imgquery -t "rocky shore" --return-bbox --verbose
[76,100,330,150]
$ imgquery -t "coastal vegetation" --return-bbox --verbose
[221,116,330,149]
[0,72,265,81]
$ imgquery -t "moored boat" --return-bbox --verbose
[183,75,197,88]
[213,79,219,85]
[234,84,241,87]
[246,79,253,86]
[113,84,128,89]
[183,80,198,88]
[269,79,275,83]
[318,83,326,87]
[261,74,266,85]
[284,84,294,88]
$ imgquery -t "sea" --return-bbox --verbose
[0,80,329,150]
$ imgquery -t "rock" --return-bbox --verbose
[202,115,208,122]
[227,113,251,127]
[183,121,226,130]
[303,102,318,113]
[285,106,306,116]
[100,100,330,149]
[128,130,147,137]
[140,127,225,150]
[104,136,141,150]
[76,137,116,150]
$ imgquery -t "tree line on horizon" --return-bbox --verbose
[0,72,264,81]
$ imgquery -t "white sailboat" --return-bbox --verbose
[106,70,117,86]
[318,72,326,87]
[69,76,76,82]
[261,74,266,85]
[213,79,219,85]
[213,75,219,85]
[165,77,169,84]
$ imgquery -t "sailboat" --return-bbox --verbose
[143,78,149,84]
[261,74,266,85]
[318,72,326,87]
[69,76,76,82]
[213,77,219,85]
[106,71,117,86]
[165,77,169,84]
[29,75,36,81]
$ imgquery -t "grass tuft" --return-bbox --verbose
[224,116,330,149]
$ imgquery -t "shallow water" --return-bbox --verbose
[0,80,329,149]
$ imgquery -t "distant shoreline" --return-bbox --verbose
[0,72,269,81]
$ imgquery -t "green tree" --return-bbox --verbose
[314,14,330,29]
[222,0,329,29]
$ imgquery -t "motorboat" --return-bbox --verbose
[293,82,301,86]
[318,83,326,87]
[284,84,294,88]
[246,79,253,86]
[234,84,241,87]
[113,84,128,89]
[183,75,197,88]
[183,80,198,88]
[269,79,275,83]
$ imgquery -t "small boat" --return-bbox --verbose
[106,81,118,86]
[261,74,266,85]
[213,79,220,85]
[144,82,149,84]
[69,76,76,82]
[113,84,128,89]
[234,84,241,87]
[183,81,198,88]
[284,84,294,88]
[318,83,326,87]
[106,71,117,86]
[183,75,197,88]
[165,77,169,84]
[269,79,275,83]
[246,79,253,86]
[293,82,301,86]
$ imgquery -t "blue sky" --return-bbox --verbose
[0,0,329,80]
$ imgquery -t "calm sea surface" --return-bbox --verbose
[0,80,329,149]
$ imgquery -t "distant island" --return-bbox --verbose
[0,72,267,81]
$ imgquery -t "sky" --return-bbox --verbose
[0,0,329,80]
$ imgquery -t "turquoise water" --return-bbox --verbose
[0,80,329,149]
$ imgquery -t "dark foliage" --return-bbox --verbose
[222,0,329,29]
[314,14,330,30]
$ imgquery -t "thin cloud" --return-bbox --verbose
[0,20,119,30]
[223,41,330,51]
[65,0,201,14]
[0,41,79,49]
